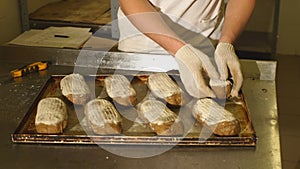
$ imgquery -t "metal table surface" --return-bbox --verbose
[0,46,281,169]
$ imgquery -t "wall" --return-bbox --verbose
[0,0,21,45]
[277,0,300,55]
[242,0,299,56]
[0,0,59,45]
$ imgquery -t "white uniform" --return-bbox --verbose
[117,0,225,54]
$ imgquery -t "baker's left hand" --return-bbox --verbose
[214,42,243,97]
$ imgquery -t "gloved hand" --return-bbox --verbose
[214,42,243,97]
[175,44,220,98]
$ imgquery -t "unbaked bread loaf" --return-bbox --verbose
[147,73,187,106]
[35,97,68,134]
[60,73,91,105]
[192,98,240,136]
[104,74,137,106]
[137,99,184,136]
[84,99,122,135]
[210,79,232,99]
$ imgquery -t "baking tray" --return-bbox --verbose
[12,74,256,146]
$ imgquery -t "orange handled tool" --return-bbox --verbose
[10,61,48,78]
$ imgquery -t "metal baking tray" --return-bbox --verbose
[12,74,256,146]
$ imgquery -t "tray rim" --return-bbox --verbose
[11,133,257,146]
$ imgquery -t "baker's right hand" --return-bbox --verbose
[175,44,220,98]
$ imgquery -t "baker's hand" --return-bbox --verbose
[214,42,243,97]
[175,44,220,98]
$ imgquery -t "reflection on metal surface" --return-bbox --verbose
[242,77,281,169]
[74,51,178,72]
[256,61,277,81]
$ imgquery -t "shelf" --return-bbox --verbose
[29,0,111,25]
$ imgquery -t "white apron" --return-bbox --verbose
[117,0,224,54]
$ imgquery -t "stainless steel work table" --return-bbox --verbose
[0,46,281,169]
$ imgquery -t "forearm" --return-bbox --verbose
[119,0,185,55]
[219,0,256,43]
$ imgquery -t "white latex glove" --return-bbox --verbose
[175,44,220,98]
[214,42,243,97]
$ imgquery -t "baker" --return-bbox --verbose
[117,0,255,98]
